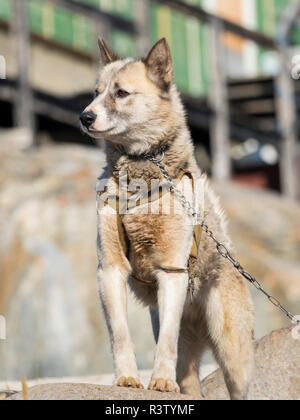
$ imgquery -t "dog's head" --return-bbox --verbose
[80,38,181,155]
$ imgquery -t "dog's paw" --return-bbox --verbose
[148,378,180,393]
[114,376,144,389]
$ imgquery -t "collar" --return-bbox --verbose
[125,144,168,162]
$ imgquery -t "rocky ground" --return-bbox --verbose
[0,365,217,394]
[5,327,300,400]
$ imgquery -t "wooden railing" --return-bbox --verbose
[8,0,300,199]
[46,0,150,56]
[153,0,279,50]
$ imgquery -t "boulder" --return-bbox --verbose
[7,383,194,401]
[7,327,300,400]
[214,181,300,337]
[201,326,300,400]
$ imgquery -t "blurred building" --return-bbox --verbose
[0,0,300,195]
[2,0,300,92]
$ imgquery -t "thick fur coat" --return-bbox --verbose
[80,38,255,400]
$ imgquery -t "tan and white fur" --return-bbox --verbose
[80,38,255,400]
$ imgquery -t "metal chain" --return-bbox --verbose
[145,154,300,326]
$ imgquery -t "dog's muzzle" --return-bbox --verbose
[80,111,97,129]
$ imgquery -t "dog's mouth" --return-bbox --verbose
[89,127,114,134]
[80,124,115,137]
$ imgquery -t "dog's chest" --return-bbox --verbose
[97,169,201,277]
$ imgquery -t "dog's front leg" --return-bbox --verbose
[98,266,143,389]
[149,271,189,393]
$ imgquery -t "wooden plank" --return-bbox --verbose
[209,21,231,180]
[171,9,189,93]
[45,0,137,34]
[73,12,100,53]
[135,0,150,56]
[0,0,11,20]
[11,0,35,146]
[275,0,300,199]
[0,79,80,127]
[185,13,203,96]
[152,0,279,50]
[232,98,275,115]
[28,0,44,34]
[275,51,299,199]
[53,4,74,46]
[229,83,274,100]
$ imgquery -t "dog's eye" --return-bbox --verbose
[116,89,130,99]
[94,90,99,98]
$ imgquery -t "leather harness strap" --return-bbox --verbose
[100,168,202,287]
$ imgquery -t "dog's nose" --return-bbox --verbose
[80,111,97,129]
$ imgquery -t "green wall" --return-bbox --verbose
[0,0,299,96]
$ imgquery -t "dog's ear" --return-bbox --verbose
[144,38,173,90]
[98,38,120,65]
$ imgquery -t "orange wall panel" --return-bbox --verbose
[218,0,245,52]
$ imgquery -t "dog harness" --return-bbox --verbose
[98,168,202,289]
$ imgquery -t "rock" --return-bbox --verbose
[0,128,34,151]
[0,364,217,392]
[201,327,300,400]
[0,142,109,379]
[7,327,300,400]
[214,181,300,337]
[8,383,194,401]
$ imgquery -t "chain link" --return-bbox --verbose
[145,154,300,326]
